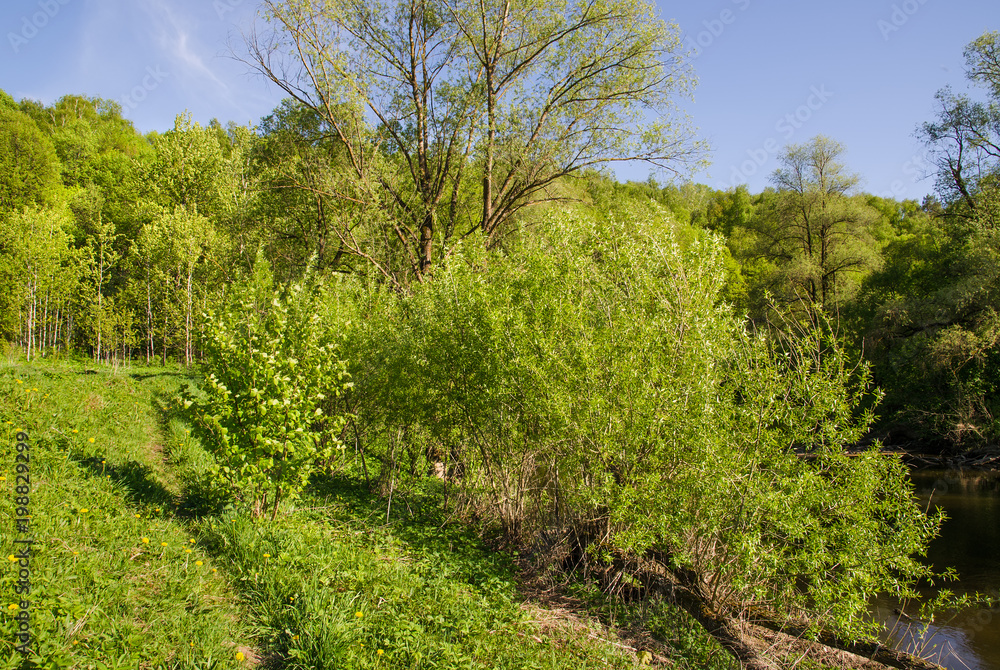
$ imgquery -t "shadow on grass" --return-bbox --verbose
[147,388,234,519]
[308,472,518,592]
[70,450,178,510]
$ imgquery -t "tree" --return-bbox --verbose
[919,31,1000,226]
[245,0,702,283]
[860,32,1000,446]
[753,136,881,317]
[0,206,81,357]
[0,105,61,215]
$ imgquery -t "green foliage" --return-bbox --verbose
[345,200,941,643]
[0,206,81,352]
[185,269,352,518]
[0,106,61,214]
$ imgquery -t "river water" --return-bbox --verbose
[873,468,1000,670]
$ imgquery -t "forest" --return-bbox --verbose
[3,0,1000,666]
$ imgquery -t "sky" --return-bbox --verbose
[1,0,998,201]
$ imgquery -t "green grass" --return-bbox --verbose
[0,358,722,668]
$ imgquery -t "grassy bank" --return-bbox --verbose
[0,358,732,669]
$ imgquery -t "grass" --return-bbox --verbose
[0,357,723,668]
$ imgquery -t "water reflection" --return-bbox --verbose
[875,468,1000,670]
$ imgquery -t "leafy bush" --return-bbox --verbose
[344,202,941,643]
[185,267,352,518]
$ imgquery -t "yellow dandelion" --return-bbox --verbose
[161,542,168,547]
[6,555,15,562]
[195,560,203,566]
[212,568,217,573]
[88,438,95,443]
[79,508,88,513]
[263,553,270,558]
[141,537,149,544]
[356,611,363,618]
[72,640,78,645]
[236,652,245,661]
[73,551,79,556]
[377,649,384,656]
[155,508,161,512]
[189,539,195,544]
[185,549,192,554]
[32,388,37,392]
[14,379,21,384]
[72,429,78,433]
[135,514,141,518]
[7,604,17,610]
[190,642,195,647]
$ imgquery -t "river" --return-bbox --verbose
[873,468,1000,670]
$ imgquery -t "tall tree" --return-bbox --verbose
[245,0,702,284]
[753,136,881,317]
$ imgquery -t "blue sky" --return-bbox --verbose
[1,0,998,200]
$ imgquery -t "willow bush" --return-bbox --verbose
[341,200,940,641]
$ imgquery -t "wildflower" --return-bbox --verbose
[135,514,141,518]
[7,555,15,562]
[189,539,195,543]
[356,611,363,618]
[88,438,95,443]
[185,549,192,554]
[293,635,299,640]
[236,652,245,661]
[212,568,217,573]
[72,429,78,433]
[79,508,89,514]
[14,379,21,384]
[7,604,17,610]
[141,537,149,544]
[195,561,203,566]
[263,553,270,558]
[161,542,168,547]
[377,649,384,656]
[73,551,79,556]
